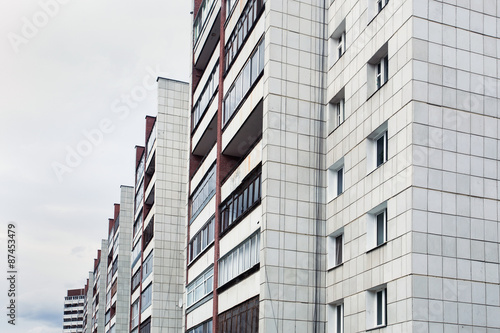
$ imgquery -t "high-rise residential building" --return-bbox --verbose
[187,0,500,332]
[104,186,134,333]
[83,273,94,333]
[91,241,108,333]
[130,77,190,333]
[63,288,86,333]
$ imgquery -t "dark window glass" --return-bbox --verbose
[376,134,386,167]
[218,296,259,333]
[336,304,342,333]
[220,166,262,234]
[376,290,384,326]
[131,270,141,292]
[376,211,385,246]
[337,168,343,195]
[143,219,154,250]
[335,235,343,265]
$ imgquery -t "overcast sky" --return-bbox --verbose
[0,1,191,332]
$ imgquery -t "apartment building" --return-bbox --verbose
[104,186,134,333]
[91,241,108,333]
[188,0,500,332]
[63,288,86,333]
[83,273,94,333]
[130,77,190,333]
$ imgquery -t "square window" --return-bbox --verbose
[327,158,345,201]
[366,202,387,251]
[327,228,344,269]
[366,287,387,329]
[327,302,344,333]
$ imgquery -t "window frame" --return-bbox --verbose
[328,88,345,134]
[186,266,214,308]
[366,122,388,173]
[327,301,344,333]
[366,286,387,330]
[327,158,345,202]
[218,231,260,287]
[141,284,153,313]
[327,228,344,269]
[366,202,388,252]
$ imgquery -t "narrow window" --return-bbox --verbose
[336,168,343,196]
[335,234,343,266]
[376,290,384,325]
[376,210,386,246]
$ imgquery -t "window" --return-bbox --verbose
[218,296,259,333]
[225,0,264,72]
[142,251,153,282]
[189,216,215,263]
[366,202,387,251]
[367,122,388,172]
[146,122,156,157]
[111,257,118,276]
[377,0,388,12]
[337,32,345,59]
[131,240,141,267]
[327,228,343,269]
[133,214,142,240]
[135,181,144,213]
[140,318,151,333]
[223,38,265,126]
[191,164,216,222]
[187,320,213,333]
[186,267,214,308]
[328,88,345,133]
[193,0,216,46]
[219,231,260,286]
[327,158,344,202]
[367,43,388,96]
[366,286,387,329]
[141,284,152,312]
[220,166,261,234]
[130,300,139,329]
[376,55,389,90]
[192,61,219,130]
[136,154,145,188]
[131,270,141,292]
[226,0,238,19]
[327,302,343,333]
[143,219,154,250]
[328,20,346,68]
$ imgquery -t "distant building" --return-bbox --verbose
[63,288,85,333]
[90,241,108,333]
[104,186,134,333]
[82,273,93,333]
[129,78,190,333]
